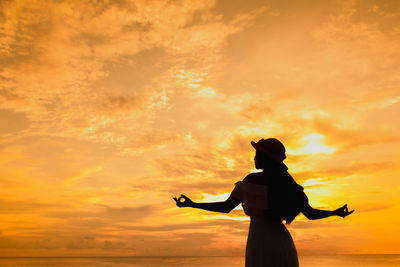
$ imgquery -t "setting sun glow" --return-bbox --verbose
[288,133,336,155]
[0,0,399,258]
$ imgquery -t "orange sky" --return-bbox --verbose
[1,0,400,257]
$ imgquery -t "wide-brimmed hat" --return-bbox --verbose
[251,138,286,163]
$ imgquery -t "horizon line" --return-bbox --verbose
[1,254,400,258]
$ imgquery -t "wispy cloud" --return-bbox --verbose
[0,0,399,256]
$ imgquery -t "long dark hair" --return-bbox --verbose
[256,151,306,224]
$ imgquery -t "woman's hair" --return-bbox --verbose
[268,171,306,224]
[255,150,283,170]
[256,151,307,224]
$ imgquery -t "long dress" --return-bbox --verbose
[230,181,299,267]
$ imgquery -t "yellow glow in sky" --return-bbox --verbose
[287,133,336,155]
[0,0,400,257]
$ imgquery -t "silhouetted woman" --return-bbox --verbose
[173,138,354,267]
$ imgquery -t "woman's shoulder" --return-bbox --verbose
[233,173,268,196]
[242,172,266,185]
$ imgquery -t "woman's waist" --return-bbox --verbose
[243,205,275,216]
[250,214,281,222]
[244,209,281,222]
[249,215,287,231]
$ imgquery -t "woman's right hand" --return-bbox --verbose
[173,194,194,208]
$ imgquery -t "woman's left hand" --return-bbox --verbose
[335,204,354,218]
[173,194,194,208]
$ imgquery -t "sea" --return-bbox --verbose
[0,255,399,267]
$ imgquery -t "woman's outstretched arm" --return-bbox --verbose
[302,202,354,220]
[173,194,241,213]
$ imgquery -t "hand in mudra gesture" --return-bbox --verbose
[173,194,193,208]
[335,204,354,218]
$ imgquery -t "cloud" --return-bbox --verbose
[0,0,262,147]
[45,204,160,221]
[1,0,400,257]
[294,160,396,180]
[311,118,400,151]
[0,199,67,214]
[0,109,30,135]
[115,219,248,234]
[354,204,391,213]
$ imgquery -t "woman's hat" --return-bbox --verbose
[251,138,286,163]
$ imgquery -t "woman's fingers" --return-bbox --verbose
[340,204,354,217]
[173,197,183,203]
[346,209,354,216]
[336,204,349,217]
[172,194,191,207]
[173,196,184,207]
[173,197,182,206]
[176,194,192,208]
